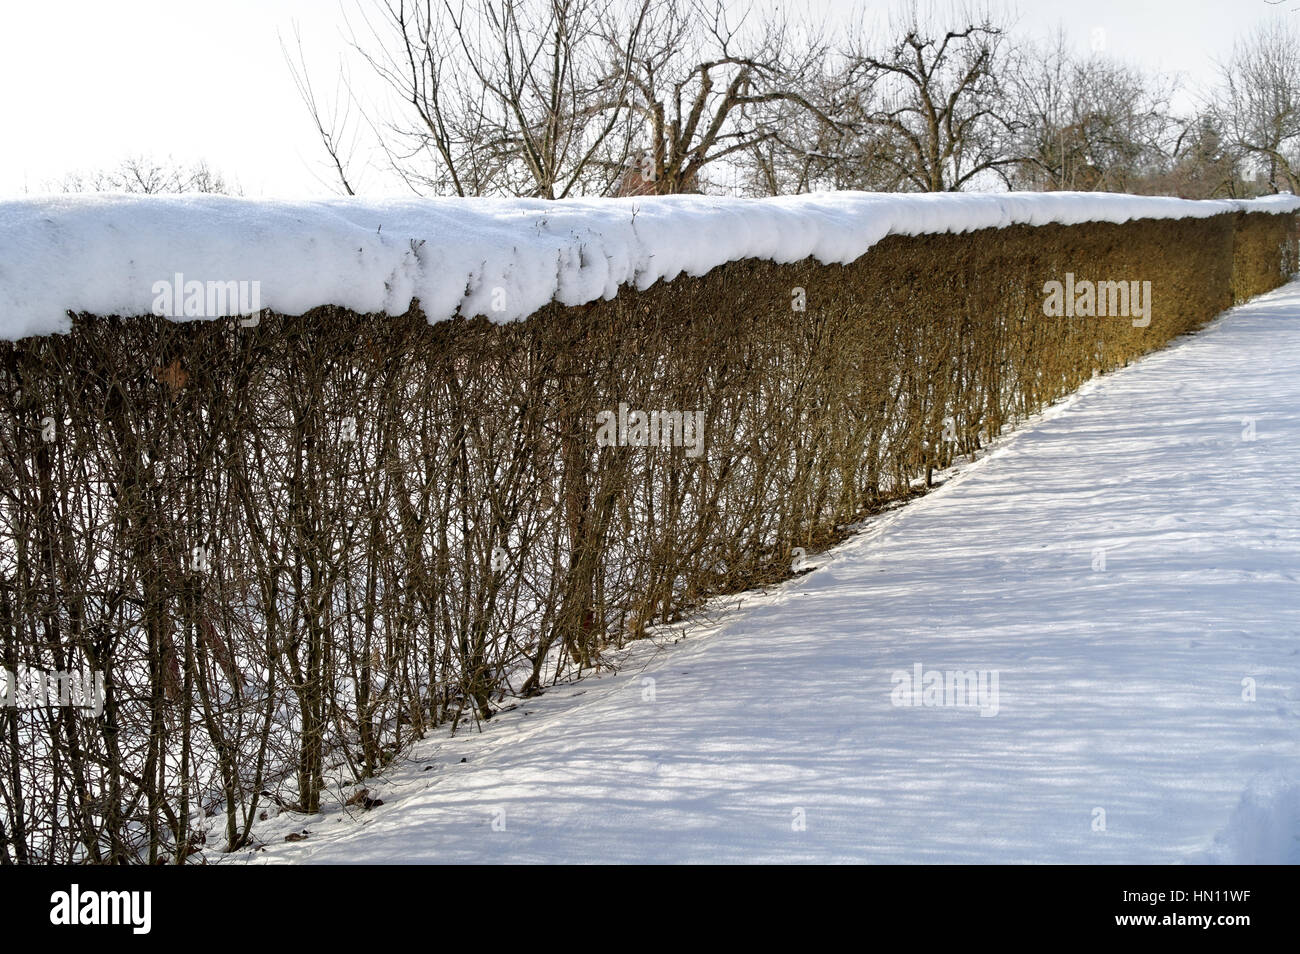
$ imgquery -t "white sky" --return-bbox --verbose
[0,0,1287,198]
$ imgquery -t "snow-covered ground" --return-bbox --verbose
[237,279,1300,865]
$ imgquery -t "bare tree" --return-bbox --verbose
[1011,33,1176,192]
[285,26,361,195]
[607,0,835,196]
[298,0,645,198]
[1211,18,1300,194]
[293,0,840,199]
[738,98,914,196]
[839,9,1019,192]
[57,156,240,195]
[1157,112,1244,199]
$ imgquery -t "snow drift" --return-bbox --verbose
[1193,772,1300,865]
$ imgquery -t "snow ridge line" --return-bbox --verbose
[1,191,1296,341]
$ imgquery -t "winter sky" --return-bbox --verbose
[0,0,1288,198]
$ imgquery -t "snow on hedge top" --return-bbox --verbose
[1,190,1297,341]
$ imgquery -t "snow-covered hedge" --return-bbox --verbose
[1,191,1297,340]
[0,194,1295,863]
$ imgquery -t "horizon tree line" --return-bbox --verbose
[47,2,1300,201]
